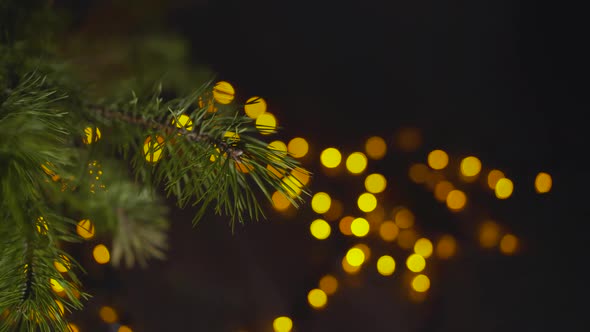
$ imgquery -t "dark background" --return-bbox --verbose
[61,0,588,331]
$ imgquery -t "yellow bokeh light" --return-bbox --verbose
[83,126,101,144]
[411,274,430,292]
[479,220,500,248]
[500,234,518,254]
[487,169,505,190]
[339,216,354,236]
[244,96,267,119]
[118,325,133,332]
[272,191,291,211]
[414,238,433,258]
[273,316,293,332]
[310,219,331,240]
[365,136,387,160]
[268,140,288,158]
[376,255,396,276]
[50,278,64,293]
[143,135,165,163]
[346,247,366,267]
[427,149,448,170]
[364,173,387,193]
[53,255,71,273]
[311,192,331,214]
[408,163,429,184]
[319,274,338,295]
[93,244,110,265]
[446,189,467,211]
[99,305,118,323]
[350,217,370,237]
[287,137,309,158]
[436,234,457,259]
[320,147,342,168]
[66,323,79,332]
[460,156,482,177]
[434,180,454,202]
[346,152,368,174]
[291,167,311,186]
[357,192,377,213]
[397,229,418,249]
[76,219,95,239]
[495,178,514,199]
[394,208,414,229]
[212,81,235,104]
[256,112,277,135]
[171,114,193,131]
[379,221,399,242]
[406,253,426,272]
[307,288,328,309]
[535,172,552,193]
[341,256,361,274]
[281,175,303,198]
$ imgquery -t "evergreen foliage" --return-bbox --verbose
[0,1,310,330]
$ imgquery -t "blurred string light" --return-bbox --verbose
[273,316,293,332]
[244,96,267,119]
[346,152,368,174]
[93,244,110,264]
[287,137,309,158]
[535,172,552,193]
[320,147,341,168]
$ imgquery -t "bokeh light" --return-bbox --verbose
[307,288,328,309]
[311,192,331,214]
[53,255,70,273]
[379,221,399,242]
[406,253,426,272]
[365,136,387,160]
[49,278,64,293]
[460,156,482,177]
[171,114,193,131]
[272,191,291,211]
[339,216,354,236]
[345,152,368,174]
[499,234,518,254]
[446,190,467,211]
[364,173,387,193]
[212,81,235,104]
[535,172,552,193]
[495,178,514,199]
[427,149,449,170]
[310,219,331,240]
[398,229,418,249]
[99,305,118,323]
[411,274,430,292]
[408,163,429,184]
[143,135,165,163]
[273,316,293,332]
[436,234,457,259]
[268,140,288,158]
[345,247,366,267]
[376,255,396,276]
[479,220,501,248]
[244,96,267,119]
[320,147,342,168]
[395,127,422,152]
[434,180,454,202]
[323,198,343,221]
[256,112,277,135]
[350,217,370,237]
[357,193,377,212]
[487,169,505,190]
[394,208,414,229]
[414,238,433,258]
[287,137,309,158]
[76,219,95,239]
[93,244,110,264]
[118,325,133,332]
[341,256,361,274]
[319,274,338,295]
